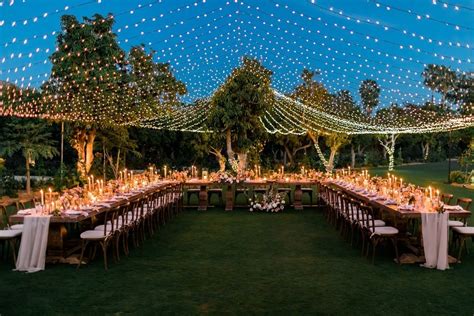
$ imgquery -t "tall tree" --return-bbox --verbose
[422,64,456,107]
[43,14,126,177]
[0,119,58,194]
[358,79,380,116]
[292,70,349,173]
[208,57,274,172]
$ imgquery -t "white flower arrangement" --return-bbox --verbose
[218,171,237,184]
[249,188,286,213]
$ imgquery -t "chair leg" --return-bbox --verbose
[77,240,88,270]
[101,241,108,270]
[391,237,400,264]
[115,234,120,262]
[372,238,379,264]
[9,239,17,265]
[457,237,466,262]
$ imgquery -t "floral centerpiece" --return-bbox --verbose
[217,171,238,184]
[250,188,285,213]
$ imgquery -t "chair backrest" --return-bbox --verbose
[456,198,472,211]
[349,198,361,222]
[441,193,453,205]
[359,204,375,231]
[0,205,9,229]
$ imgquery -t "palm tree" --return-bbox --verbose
[0,119,58,195]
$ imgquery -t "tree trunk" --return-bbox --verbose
[237,152,247,171]
[327,148,337,173]
[226,129,234,160]
[379,134,398,171]
[72,129,87,177]
[350,145,356,168]
[25,153,31,195]
[308,131,329,171]
[210,147,226,172]
[284,145,294,167]
[424,142,430,161]
[85,129,96,174]
[102,144,106,181]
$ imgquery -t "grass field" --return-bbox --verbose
[1,208,474,315]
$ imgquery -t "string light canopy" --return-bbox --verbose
[0,0,473,134]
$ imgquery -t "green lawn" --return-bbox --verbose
[370,161,473,202]
[1,208,474,315]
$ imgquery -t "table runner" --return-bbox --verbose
[15,215,51,273]
[421,212,449,270]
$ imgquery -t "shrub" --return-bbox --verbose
[0,169,20,197]
[449,170,467,184]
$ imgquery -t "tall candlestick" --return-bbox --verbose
[40,189,44,206]
[48,187,52,203]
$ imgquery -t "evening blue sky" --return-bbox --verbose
[1,0,473,106]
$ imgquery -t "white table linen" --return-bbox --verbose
[15,215,51,273]
[421,212,449,270]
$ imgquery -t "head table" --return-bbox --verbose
[184,178,318,211]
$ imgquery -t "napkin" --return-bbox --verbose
[399,204,415,211]
[443,205,464,211]
[384,199,397,205]
[17,209,33,215]
[65,210,83,215]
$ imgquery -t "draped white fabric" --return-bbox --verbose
[421,212,449,270]
[15,215,51,273]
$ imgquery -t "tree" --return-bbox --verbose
[208,57,274,172]
[43,14,126,177]
[374,105,407,171]
[378,134,399,171]
[127,46,187,114]
[273,134,312,168]
[292,70,350,173]
[43,15,186,177]
[96,127,140,180]
[446,72,474,115]
[0,119,58,194]
[422,64,456,107]
[359,79,380,116]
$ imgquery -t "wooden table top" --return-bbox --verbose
[329,181,471,219]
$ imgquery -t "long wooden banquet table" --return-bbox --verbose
[329,180,471,223]
[9,181,178,264]
[184,178,319,211]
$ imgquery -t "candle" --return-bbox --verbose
[400,178,403,187]
[40,189,44,206]
[164,166,167,178]
[48,187,52,202]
